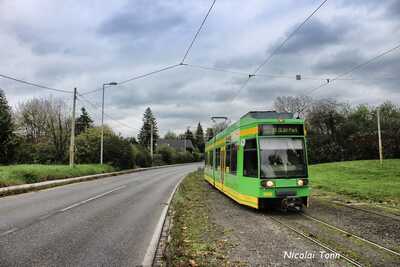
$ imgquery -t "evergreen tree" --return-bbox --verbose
[205,127,214,141]
[195,122,205,152]
[76,107,93,135]
[0,90,15,163]
[184,128,195,148]
[138,107,159,150]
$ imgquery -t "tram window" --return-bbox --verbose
[226,145,231,171]
[209,150,214,168]
[215,148,221,170]
[243,138,258,178]
[230,144,238,175]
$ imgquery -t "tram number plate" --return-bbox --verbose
[276,190,296,197]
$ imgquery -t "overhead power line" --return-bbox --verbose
[253,0,329,75]
[307,41,400,95]
[0,73,72,94]
[181,0,217,64]
[77,94,140,133]
[228,0,329,103]
[80,64,182,95]
[118,63,182,85]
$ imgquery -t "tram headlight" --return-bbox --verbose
[297,179,309,186]
[261,180,274,188]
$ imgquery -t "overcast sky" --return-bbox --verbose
[1,0,399,137]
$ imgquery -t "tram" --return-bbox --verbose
[204,111,310,211]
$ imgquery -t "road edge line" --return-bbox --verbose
[141,173,187,267]
[0,163,199,198]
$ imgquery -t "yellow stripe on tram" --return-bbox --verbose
[206,175,258,209]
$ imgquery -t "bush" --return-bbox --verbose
[76,127,134,169]
[157,144,176,164]
[152,154,165,166]
[132,144,152,167]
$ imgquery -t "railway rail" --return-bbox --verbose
[268,215,364,267]
[328,200,400,222]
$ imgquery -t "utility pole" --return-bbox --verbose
[377,108,383,166]
[100,82,118,165]
[100,83,105,165]
[150,122,154,161]
[69,88,77,168]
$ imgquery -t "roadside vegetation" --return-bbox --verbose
[0,164,114,187]
[0,91,204,187]
[310,159,400,206]
[166,170,231,266]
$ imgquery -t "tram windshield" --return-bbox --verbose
[259,138,306,178]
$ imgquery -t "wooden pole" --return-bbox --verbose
[69,88,77,168]
[377,108,383,166]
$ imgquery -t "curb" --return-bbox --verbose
[141,173,187,267]
[0,163,199,198]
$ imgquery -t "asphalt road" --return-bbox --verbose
[0,163,201,267]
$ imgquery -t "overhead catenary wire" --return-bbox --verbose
[80,64,182,95]
[77,94,140,133]
[228,0,329,103]
[80,0,217,95]
[306,41,400,95]
[181,0,217,64]
[0,73,72,94]
[253,0,329,75]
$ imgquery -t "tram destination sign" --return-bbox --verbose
[259,124,304,136]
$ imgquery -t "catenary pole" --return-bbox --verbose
[100,83,105,164]
[377,108,383,166]
[150,122,154,162]
[69,88,77,168]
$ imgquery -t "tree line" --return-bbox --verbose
[0,90,203,168]
[274,96,400,164]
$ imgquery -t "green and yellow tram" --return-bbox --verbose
[204,111,310,211]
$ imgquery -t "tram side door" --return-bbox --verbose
[220,147,225,188]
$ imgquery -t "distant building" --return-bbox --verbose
[158,139,194,152]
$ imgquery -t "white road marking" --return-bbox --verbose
[0,227,18,237]
[60,185,126,212]
[142,175,185,267]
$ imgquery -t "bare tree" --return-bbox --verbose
[273,96,313,118]
[16,97,71,162]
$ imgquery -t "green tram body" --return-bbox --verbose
[204,111,310,210]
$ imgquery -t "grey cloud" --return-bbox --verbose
[98,1,186,39]
[269,18,350,55]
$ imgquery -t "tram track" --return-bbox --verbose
[328,200,400,222]
[268,215,364,267]
[267,210,400,267]
[300,213,400,257]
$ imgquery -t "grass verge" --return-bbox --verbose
[309,159,400,206]
[165,170,231,266]
[0,164,115,188]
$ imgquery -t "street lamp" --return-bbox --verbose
[100,82,118,165]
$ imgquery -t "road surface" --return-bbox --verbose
[0,164,201,267]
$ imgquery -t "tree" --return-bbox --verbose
[195,122,205,152]
[184,128,195,148]
[164,131,177,140]
[75,126,134,169]
[16,97,71,163]
[274,96,313,118]
[0,90,16,163]
[205,127,214,141]
[138,107,159,150]
[76,107,93,135]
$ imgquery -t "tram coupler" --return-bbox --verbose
[281,197,303,212]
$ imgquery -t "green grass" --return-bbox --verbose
[309,159,400,205]
[166,170,231,266]
[0,164,115,188]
